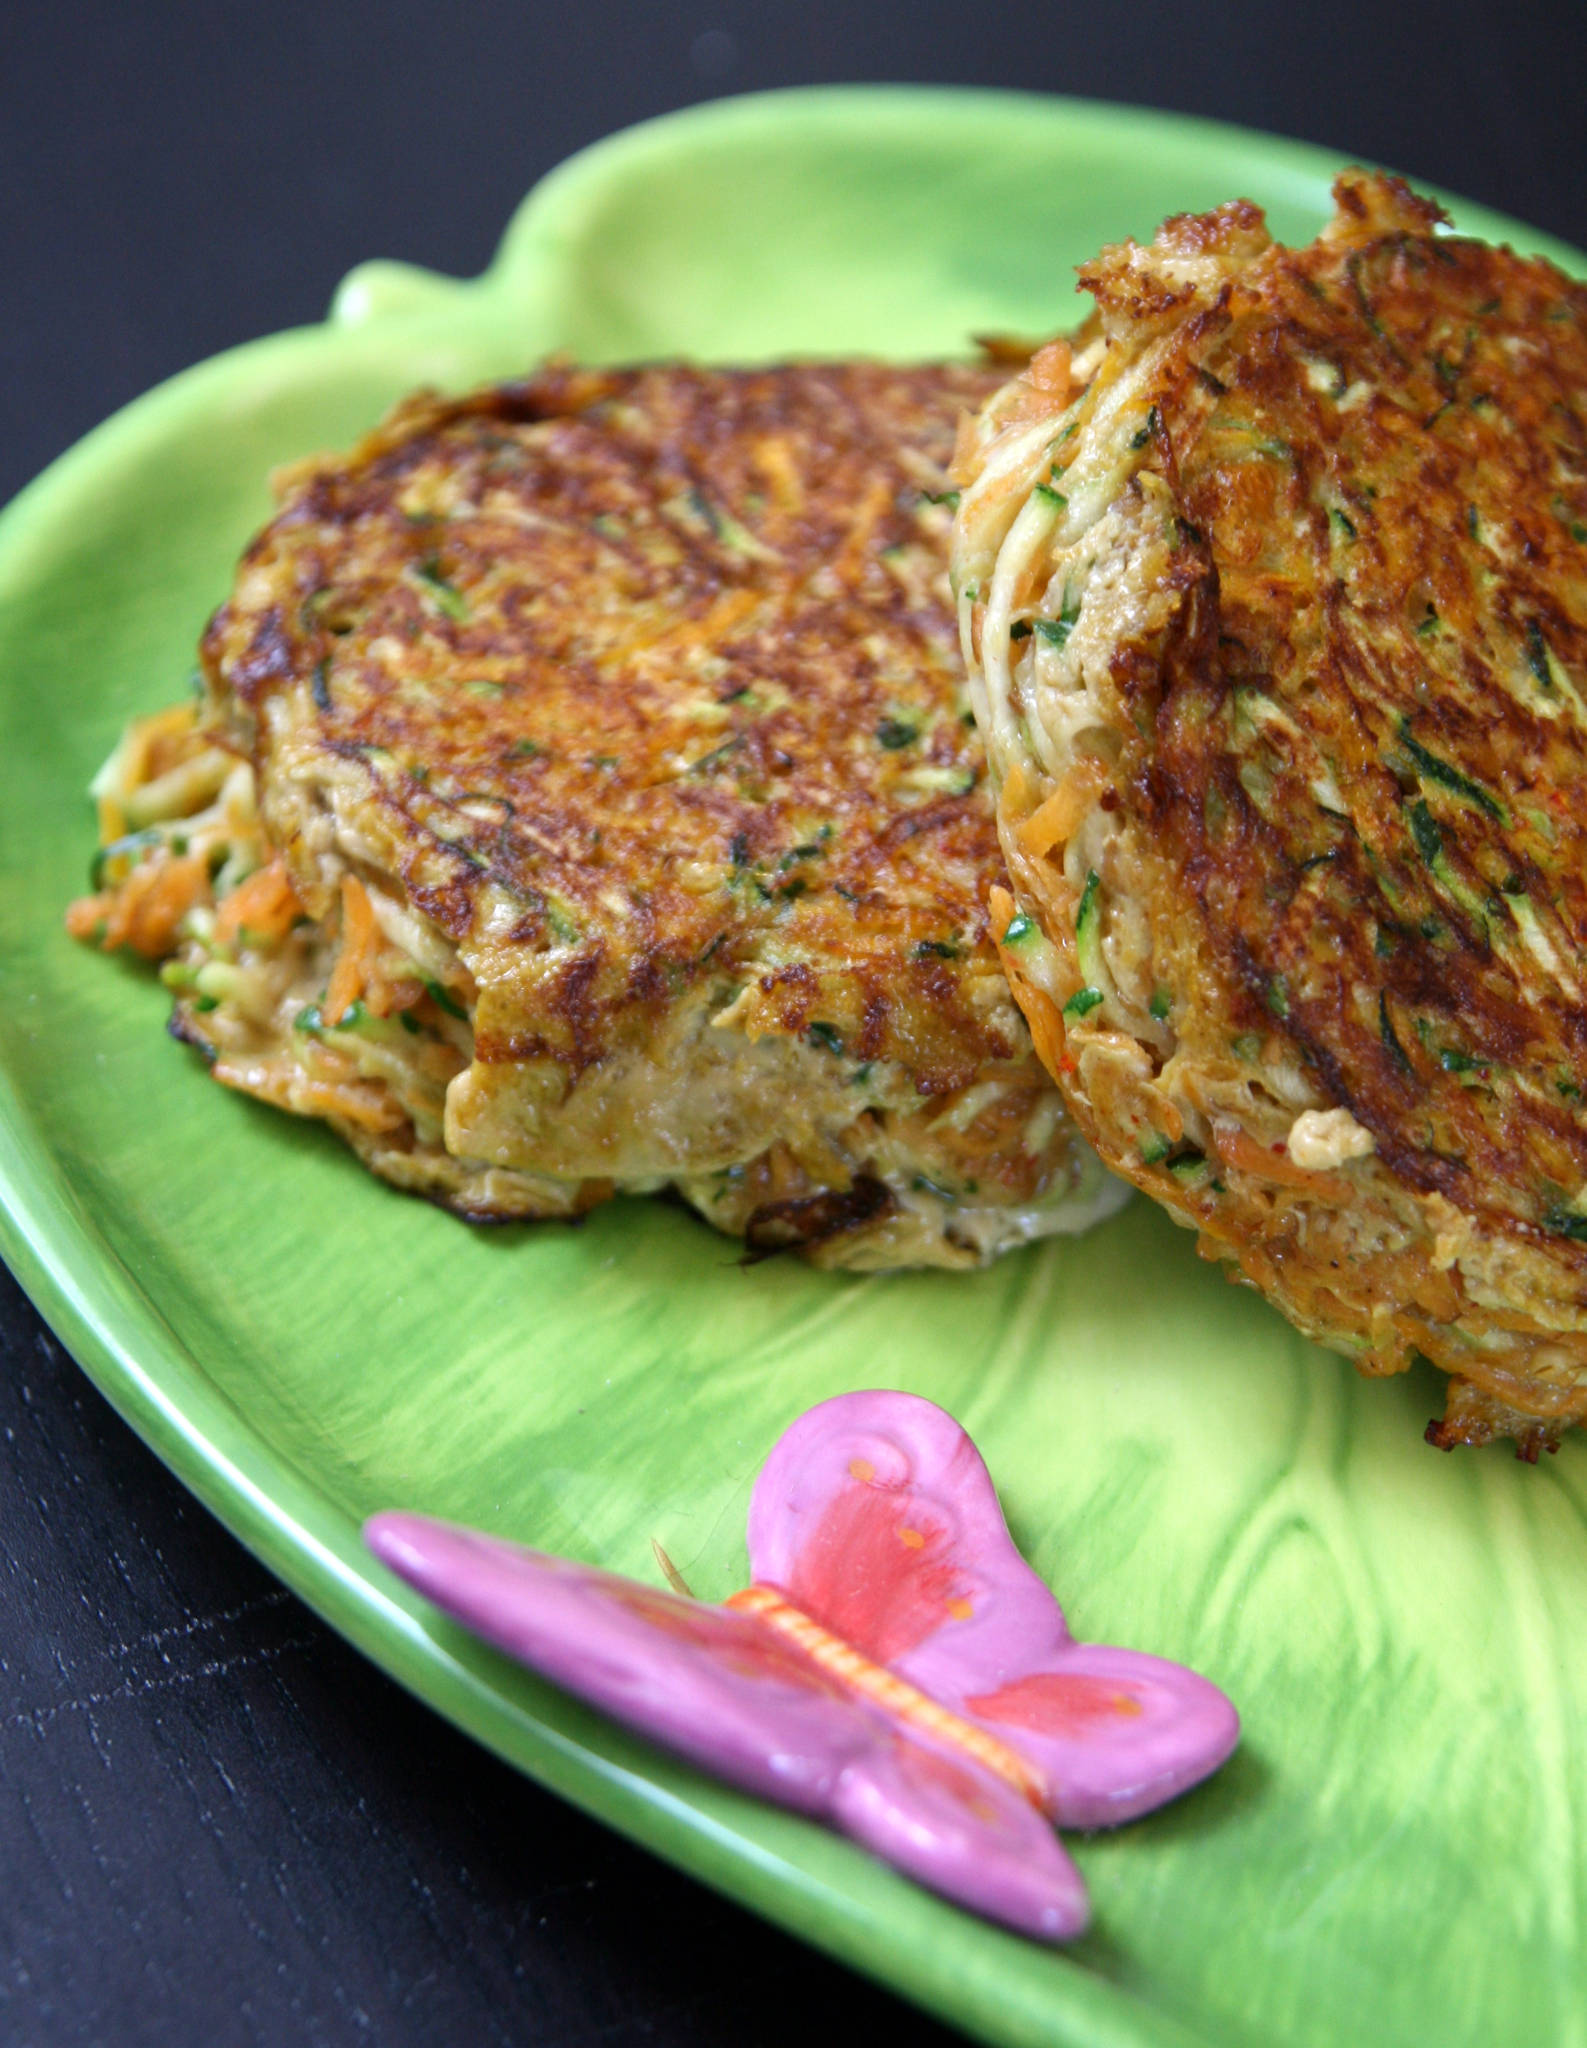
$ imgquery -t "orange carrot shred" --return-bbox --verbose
[323,874,377,1025]
[213,857,301,948]
[1211,1120,1350,1200]
[1018,763,1109,859]
[74,855,208,960]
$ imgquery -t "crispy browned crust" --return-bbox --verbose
[960,173,1587,1445]
[179,359,1126,1263]
[207,362,1019,1092]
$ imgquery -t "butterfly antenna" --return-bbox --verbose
[651,1538,695,1599]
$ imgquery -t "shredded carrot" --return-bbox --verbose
[1018,762,1109,859]
[363,971,425,1020]
[323,873,378,1025]
[1002,760,1032,819]
[833,476,895,579]
[213,857,301,948]
[1211,1120,1350,1200]
[1026,339,1074,405]
[989,887,1070,1082]
[65,892,112,943]
[212,1058,406,1134]
[612,586,762,668]
[751,435,803,514]
[71,855,208,960]
[948,409,980,488]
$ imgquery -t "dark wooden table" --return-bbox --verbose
[4,4,1584,2042]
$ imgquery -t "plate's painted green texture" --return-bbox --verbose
[3,88,1586,2048]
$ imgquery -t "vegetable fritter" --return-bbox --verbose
[73,360,1126,1267]
[955,173,1587,1446]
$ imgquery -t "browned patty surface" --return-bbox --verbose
[131,357,1122,1265]
[956,175,1587,1445]
[210,362,1019,1097]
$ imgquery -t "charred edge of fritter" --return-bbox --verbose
[1426,1376,1563,1463]
[739,1176,897,1261]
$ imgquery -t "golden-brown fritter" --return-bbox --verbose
[75,360,1127,1267]
[955,173,1587,1446]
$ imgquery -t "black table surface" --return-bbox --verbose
[4,4,1585,2043]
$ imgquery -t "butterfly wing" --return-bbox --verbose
[835,1732,1089,1943]
[746,1392,1238,1829]
[366,1511,1092,1941]
[366,1510,870,1815]
[746,1389,1071,1686]
[958,1642,1240,1830]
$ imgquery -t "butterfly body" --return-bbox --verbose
[367,1390,1237,1940]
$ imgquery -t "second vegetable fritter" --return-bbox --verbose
[956,173,1587,1448]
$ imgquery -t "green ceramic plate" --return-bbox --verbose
[3,88,1585,2048]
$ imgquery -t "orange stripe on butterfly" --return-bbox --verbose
[724,1584,1050,1810]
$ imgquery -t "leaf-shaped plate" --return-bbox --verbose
[2,88,1585,2048]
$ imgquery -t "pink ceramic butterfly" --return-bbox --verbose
[366,1390,1237,1940]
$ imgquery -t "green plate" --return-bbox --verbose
[3,88,1585,2048]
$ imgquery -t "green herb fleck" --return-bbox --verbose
[1129,407,1160,450]
[89,827,163,890]
[1266,976,1290,1018]
[876,716,919,750]
[1064,987,1105,1019]
[1034,481,1067,511]
[1138,1133,1172,1166]
[690,736,742,776]
[1525,620,1556,692]
[413,558,470,622]
[920,488,961,511]
[1407,798,1443,867]
[507,737,541,760]
[1398,720,1508,821]
[1009,620,1032,642]
[1330,506,1358,541]
[424,978,468,1021]
[1544,1205,1587,1244]
[1034,589,1082,651]
[1149,986,1172,1021]
[1379,991,1411,1072]
[1001,912,1035,946]
[807,1021,843,1053]
[312,659,332,713]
